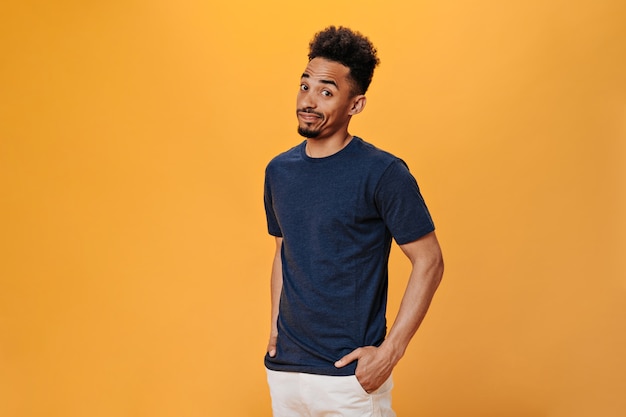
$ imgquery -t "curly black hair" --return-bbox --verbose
[308,26,380,95]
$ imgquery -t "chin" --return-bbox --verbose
[298,126,321,139]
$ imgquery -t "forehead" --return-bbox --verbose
[302,57,351,87]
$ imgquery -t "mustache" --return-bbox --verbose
[297,108,323,118]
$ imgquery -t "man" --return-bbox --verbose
[263,26,444,417]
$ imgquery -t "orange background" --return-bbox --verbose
[1,1,625,416]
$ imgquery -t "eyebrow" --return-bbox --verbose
[301,73,339,89]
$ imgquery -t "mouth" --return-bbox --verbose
[297,109,323,123]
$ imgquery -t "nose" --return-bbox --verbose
[299,91,317,110]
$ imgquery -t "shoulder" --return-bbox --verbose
[265,141,305,173]
[350,139,422,192]
[352,137,405,171]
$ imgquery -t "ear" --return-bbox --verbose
[348,95,367,115]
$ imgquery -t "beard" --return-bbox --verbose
[297,108,324,138]
[297,126,321,138]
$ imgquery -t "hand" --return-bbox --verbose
[334,345,396,393]
[267,333,278,357]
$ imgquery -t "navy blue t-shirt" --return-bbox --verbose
[263,137,434,376]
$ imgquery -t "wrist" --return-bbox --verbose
[380,338,405,366]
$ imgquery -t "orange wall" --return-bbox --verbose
[1,1,625,416]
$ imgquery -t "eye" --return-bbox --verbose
[321,90,332,97]
[300,84,308,91]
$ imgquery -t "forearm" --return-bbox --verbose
[269,237,283,336]
[333,233,443,392]
[383,234,444,364]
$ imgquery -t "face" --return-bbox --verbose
[296,57,365,140]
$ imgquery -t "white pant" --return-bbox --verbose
[266,368,396,417]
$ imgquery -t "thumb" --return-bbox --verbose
[267,335,277,357]
[335,348,361,368]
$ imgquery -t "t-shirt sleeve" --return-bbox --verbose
[375,159,435,245]
[264,169,283,237]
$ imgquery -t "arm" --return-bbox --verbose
[335,231,444,392]
[267,237,283,357]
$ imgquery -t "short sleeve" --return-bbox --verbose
[264,169,283,237]
[375,159,435,245]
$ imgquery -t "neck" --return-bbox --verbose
[305,131,353,158]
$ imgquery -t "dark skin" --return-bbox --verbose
[295,57,365,157]
[267,57,444,393]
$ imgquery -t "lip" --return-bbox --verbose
[298,112,322,122]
